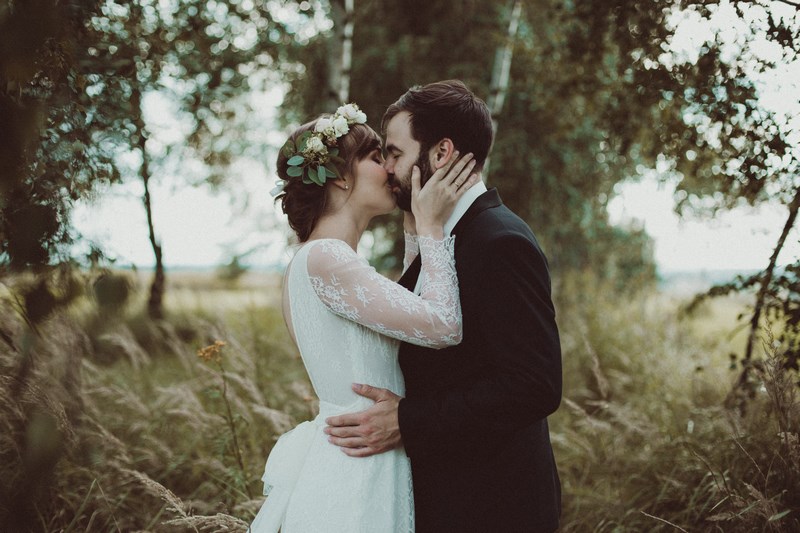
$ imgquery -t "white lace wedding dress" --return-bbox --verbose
[249,235,461,533]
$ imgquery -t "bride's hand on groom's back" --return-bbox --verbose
[413,152,478,238]
[324,383,403,458]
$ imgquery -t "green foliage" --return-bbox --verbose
[0,0,116,270]
[1,0,294,314]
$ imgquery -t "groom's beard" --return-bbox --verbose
[395,153,433,212]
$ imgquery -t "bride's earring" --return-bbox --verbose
[344,183,349,190]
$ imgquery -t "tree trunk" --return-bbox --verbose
[324,0,346,109]
[132,87,165,320]
[484,0,522,180]
[339,0,354,103]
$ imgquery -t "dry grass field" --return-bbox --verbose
[0,270,797,532]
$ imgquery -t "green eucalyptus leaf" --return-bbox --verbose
[286,166,303,177]
[317,165,327,183]
[308,166,323,185]
[287,155,305,166]
[324,166,337,178]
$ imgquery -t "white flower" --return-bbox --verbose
[269,179,286,198]
[337,104,367,124]
[332,116,350,137]
[314,117,333,134]
[305,135,326,154]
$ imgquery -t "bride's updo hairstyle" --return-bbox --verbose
[275,117,381,242]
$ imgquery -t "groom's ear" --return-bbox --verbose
[432,138,456,169]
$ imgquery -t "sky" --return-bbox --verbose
[70,1,800,274]
[608,178,800,272]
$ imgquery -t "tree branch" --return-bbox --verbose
[743,186,800,363]
[741,0,800,9]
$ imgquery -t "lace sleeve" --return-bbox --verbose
[306,238,462,348]
[403,231,419,272]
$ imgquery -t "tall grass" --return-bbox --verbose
[553,274,799,531]
[0,271,797,531]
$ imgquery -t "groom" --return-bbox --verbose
[325,80,562,532]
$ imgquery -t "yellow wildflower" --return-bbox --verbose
[197,340,226,363]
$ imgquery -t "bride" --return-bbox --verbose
[249,104,477,532]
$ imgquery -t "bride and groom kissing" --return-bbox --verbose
[250,80,562,532]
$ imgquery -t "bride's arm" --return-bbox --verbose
[306,237,460,349]
[307,153,478,349]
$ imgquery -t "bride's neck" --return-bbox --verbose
[307,210,370,251]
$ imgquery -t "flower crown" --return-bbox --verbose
[274,103,368,195]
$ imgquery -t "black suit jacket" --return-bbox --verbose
[397,188,562,532]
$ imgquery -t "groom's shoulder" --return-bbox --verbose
[468,201,539,249]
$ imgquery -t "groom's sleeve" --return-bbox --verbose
[398,234,562,459]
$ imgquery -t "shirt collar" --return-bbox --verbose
[444,180,487,236]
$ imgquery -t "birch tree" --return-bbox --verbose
[484,0,522,180]
[321,0,354,109]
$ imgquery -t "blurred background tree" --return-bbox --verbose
[1,0,110,273]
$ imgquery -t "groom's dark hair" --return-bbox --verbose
[382,80,494,171]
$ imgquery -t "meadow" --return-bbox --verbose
[1,269,798,532]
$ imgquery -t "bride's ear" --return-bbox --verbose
[432,139,456,169]
[331,177,350,191]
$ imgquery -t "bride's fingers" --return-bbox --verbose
[432,152,473,187]
[426,151,461,185]
[450,159,477,189]
[410,165,421,196]
[461,173,480,191]
[445,153,475,185]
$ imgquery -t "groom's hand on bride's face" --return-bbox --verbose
[323,383,402,458]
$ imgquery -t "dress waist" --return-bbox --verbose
[249,399,365,532]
